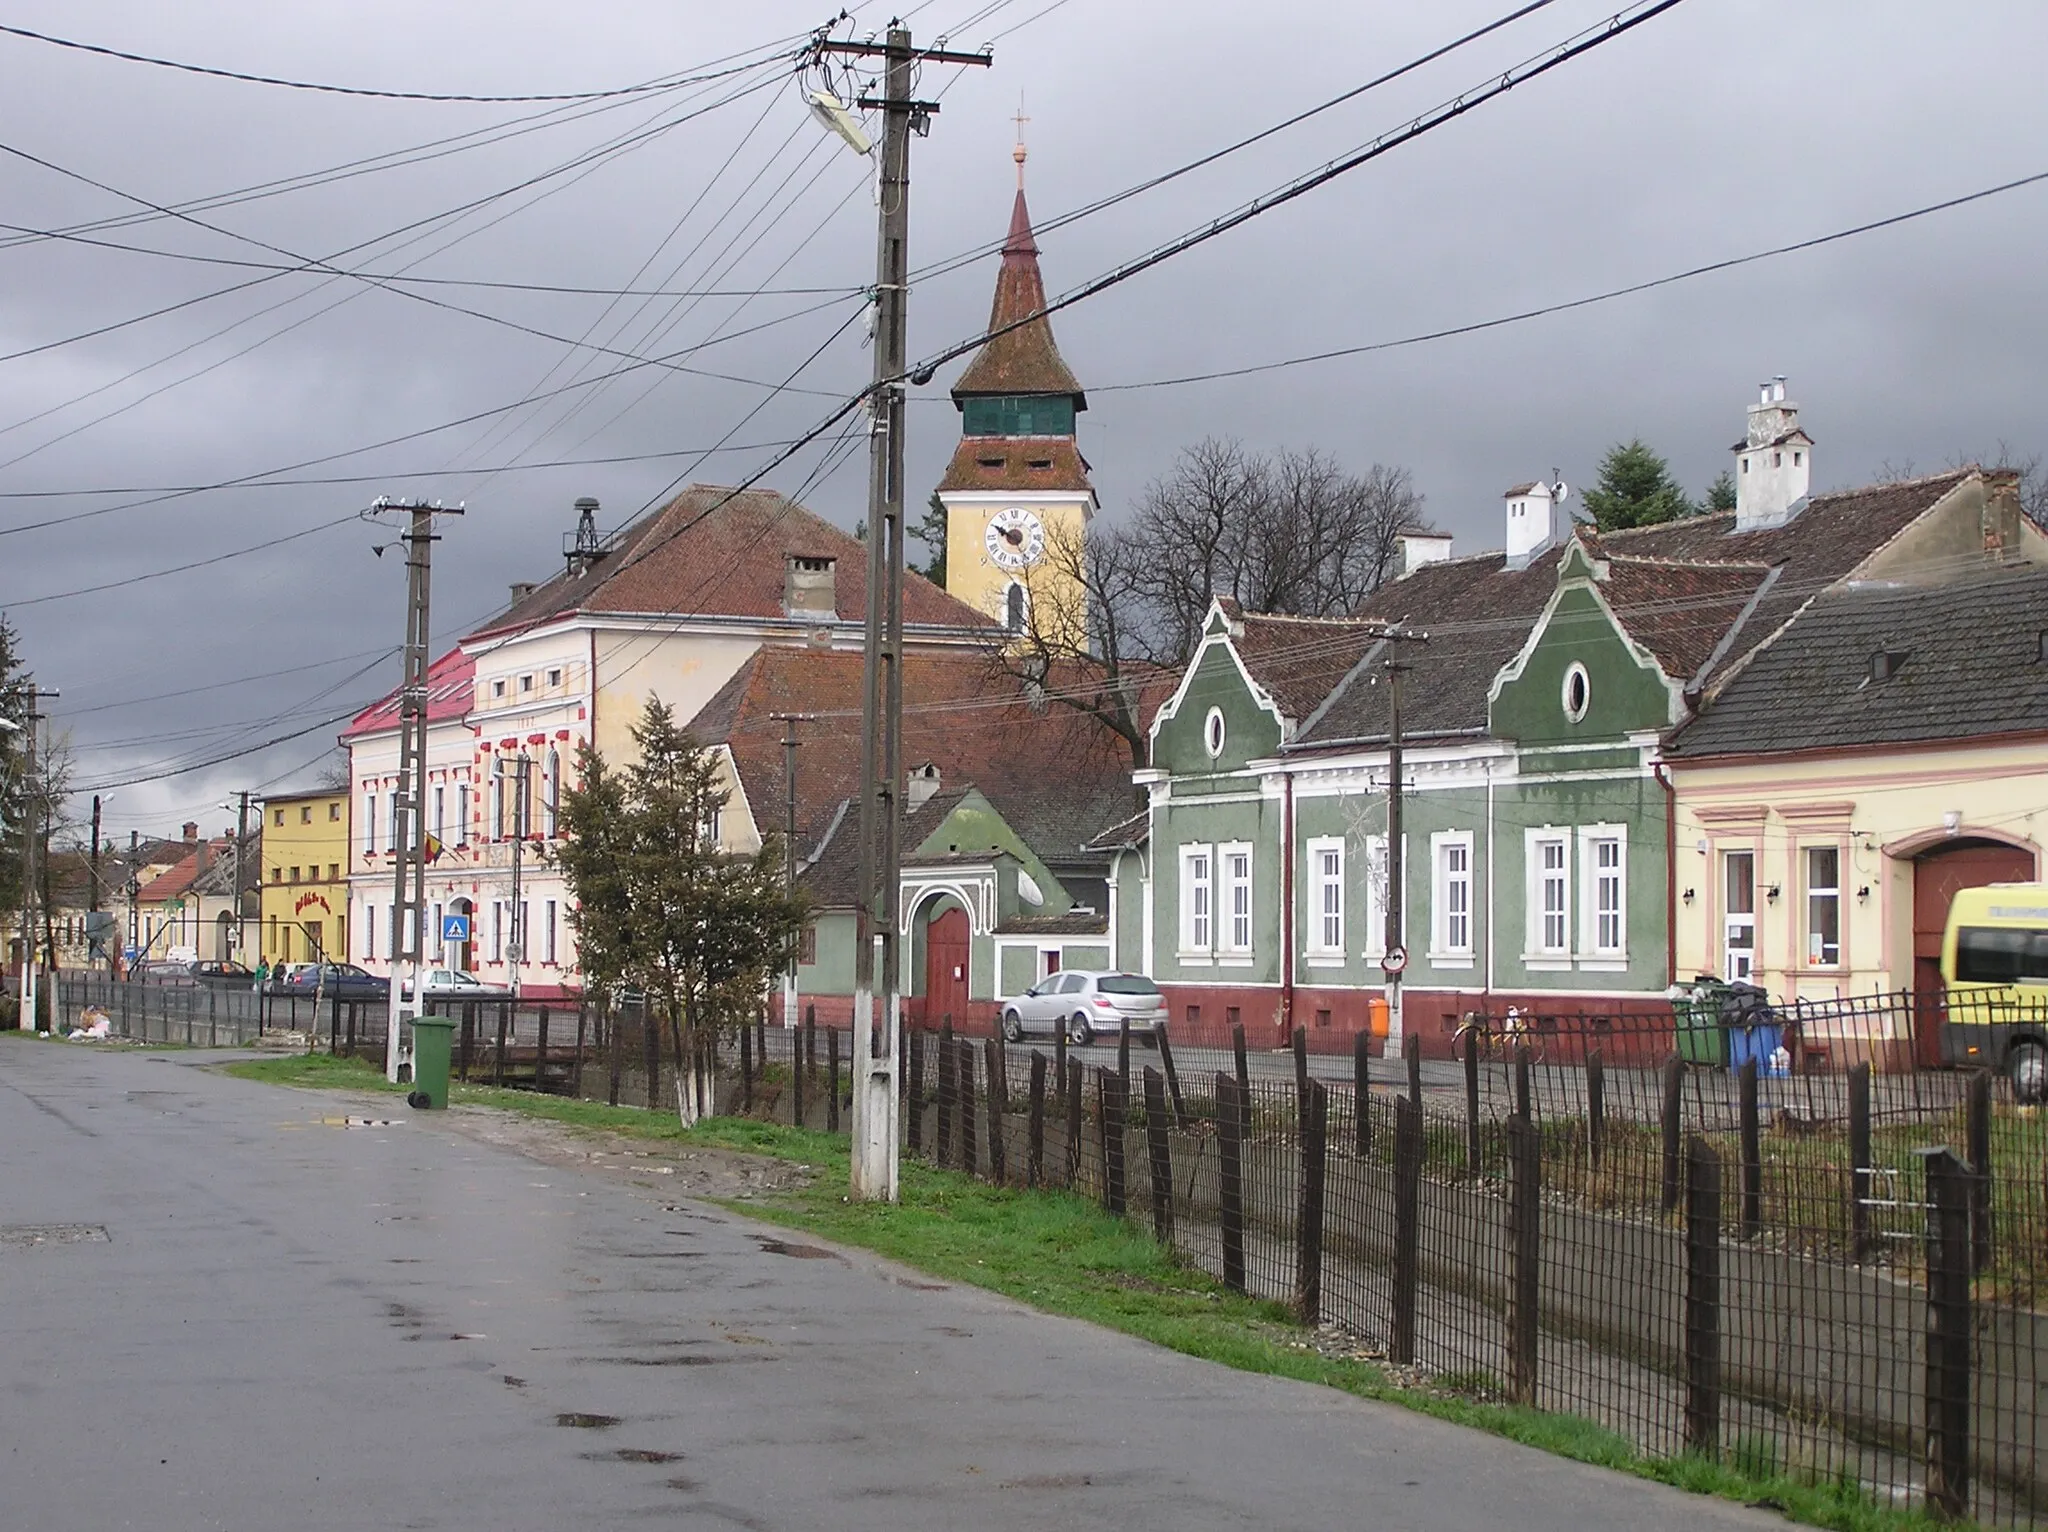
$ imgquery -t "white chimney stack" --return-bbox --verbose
[1733,375,1812,531]
[1396,528,1453,578]
[1503,480,1565,570]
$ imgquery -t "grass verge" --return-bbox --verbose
[221,1051,1966,1532]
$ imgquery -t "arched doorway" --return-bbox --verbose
[923,906,971,1027]
[1912,838,2038,1066]
[215,910,235,962]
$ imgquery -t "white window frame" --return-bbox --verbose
[544,749,561,838]
[544,900,558,964]
[1306,836,1345,962]
[1804,843,1842,969]
[489,774,504,841]
[364,904,375,962]
[1357,833,1390,959]
[1430,831,1475,966]
[1578,824,1628,967]
[431,902,445,961]
[1525,829,1572,967]
[1178,843,1214,961]
[363,788,377,855]
[1723,848,1756,982]
[456,782,470,846]
[1220,841,1254,961]
[490,900,504,963]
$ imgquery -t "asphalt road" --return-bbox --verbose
[0,1038,1781,1531]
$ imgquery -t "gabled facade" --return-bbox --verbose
[258,786,350,966]
[1124,383,2048,1056]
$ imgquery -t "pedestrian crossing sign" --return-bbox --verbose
[440,913,470,943]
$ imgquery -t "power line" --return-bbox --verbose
[0,21,805,104]
[5,512,358,608]
[1094,167,2048,393]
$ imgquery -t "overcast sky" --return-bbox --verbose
[5,0,2047,840]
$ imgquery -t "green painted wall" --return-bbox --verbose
[1066,944,1110,970]
[1152,631,1284,782]
[798,911,859,994]
[999,945,1038,996]
[1490,562,1678,745]
[1112,847,1147,971]
[914,792,1071,920]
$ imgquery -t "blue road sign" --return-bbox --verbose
[440,913,471,943]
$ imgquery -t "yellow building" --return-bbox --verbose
[1666,562,2046,1069]
[258,787,350,967]
[938,150,1096,641]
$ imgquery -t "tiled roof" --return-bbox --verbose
[951,189,1086,402]
[1085,808,1148,852]
[1598,556,1772,687]
[1216,599,1390,725]
[467,485,993,640]
[1665,563,2048,758]
[1298,470,1977,748]
[344,646,474,740]
[998,912,1109,937]
[937,435,1093,495]
[691,647,1139,908]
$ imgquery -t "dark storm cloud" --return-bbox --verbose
[4,0,2047,833]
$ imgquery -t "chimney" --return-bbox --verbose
[1733,376,1812,531]
[784,554,838,619]
[182,821,199,842]
[906,763,942,813]
[1396,528,1453,578]
[1503,481,1561,570]
[509,581,536,604]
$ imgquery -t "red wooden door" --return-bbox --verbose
[1912,840,2037,1066]
[924,908,971,1028]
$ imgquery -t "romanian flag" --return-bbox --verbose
[424,833,445,864]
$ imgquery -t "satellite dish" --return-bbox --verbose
[1550,480,1571,505]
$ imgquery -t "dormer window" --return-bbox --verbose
[1027,457,1053,470]
[1869,650,1910,683]
[978,455,1005,470]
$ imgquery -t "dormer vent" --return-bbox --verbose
[1869,649,1910,684]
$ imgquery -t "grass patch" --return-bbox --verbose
[221,1051,1968,1532]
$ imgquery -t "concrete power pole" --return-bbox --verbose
[772,712,814,1030]
[1382,661,1410,1058]
[812,24,989,1202]
[377,497,463,1082]
[498,752,530,1003]
[233,789,250,965]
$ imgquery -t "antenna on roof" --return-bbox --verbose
[565,496,604,576]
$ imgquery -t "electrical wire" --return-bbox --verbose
[0,20,804,104]
[5,512,359,608]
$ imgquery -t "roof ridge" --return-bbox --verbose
[1604,552,1774,574]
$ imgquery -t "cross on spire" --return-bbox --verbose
[1012,98,1029,188]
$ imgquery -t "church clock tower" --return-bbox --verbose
[938,138,1096,639]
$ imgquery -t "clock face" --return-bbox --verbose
[984,507,1045,571]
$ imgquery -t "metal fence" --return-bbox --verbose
[721,999,2048,1529]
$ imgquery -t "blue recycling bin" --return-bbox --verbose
[1726,1019,1784,1074]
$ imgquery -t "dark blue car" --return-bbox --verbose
[278,962,390,1001]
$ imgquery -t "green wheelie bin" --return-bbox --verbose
[407,1016,456,1109]
[1672,977,1729,1067]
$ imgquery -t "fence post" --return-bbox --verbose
[494,1002,509,1087]
[1968,1069,1993,1275]
[1922,1147,1973,1522]
[934,1024,954,1168]
[740,1016,754,1114]
[1683,1134,1723,1457]
[983,1037,1009,1184]
[1232,1021,1250,1109]
[1118,1017,1132,1094]
[536,1007,551,1090]
[1027,1050,1047,1187]
[1392,1095,1421,1366]
[959,1038,979,1177]
[572,1002,588,1099]
[606,1002,622,1107]
[1098,1067,1127,1218]
[1587,1047,1605,1171]
[1848,1061,1872,1260]
[803,1008,818,1123]
[1506,1113,1540,1407]
[1463,1029,1482,1174]
[1354,1029,1372,1159]
[756,1009,767,1095]
[1512,1043,1531,1122]
[1157,1027,1188,1127]
[1737,1058,1762,1237]
[1143,1065,1174,1246]
[1297,1078,1328,1325]
[825,1026,841,1133]
[1065,1056,1084,1189]
[1292,1024,1310,1120]
[907,1027,925,1155]
[1407,1044,1423,1110]
[1660,1054,1683,1213]
[1216,1072,1246,1293]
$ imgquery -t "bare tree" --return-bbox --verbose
[1130,439,1429,659]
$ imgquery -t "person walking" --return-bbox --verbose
[252,958,269,993]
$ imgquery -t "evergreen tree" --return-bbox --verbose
[1581,440,1697,531]
[1706,469,1737,514]
[912,491,948,585]
[553,700,807,1120]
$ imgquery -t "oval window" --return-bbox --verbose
[1203,707,1227,759]
[1562,662,1591,724]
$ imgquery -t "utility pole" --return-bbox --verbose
[1382,661,1409,1058]
[126,829,140,976]
[12,683,32,1028]
[233,789,250,966]
[811,23,990,1202]
[497,752,530,1002]
[377,497,463,1082]
[772,712,814,1030]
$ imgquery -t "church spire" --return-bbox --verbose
[951,148,1084,408]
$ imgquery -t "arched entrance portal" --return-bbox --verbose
[923,906,971,1027]
[215,910,235,962]
[1912,838,2037,1066]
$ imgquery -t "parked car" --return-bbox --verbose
[189,960,255,988]
[130,958,198,987]
[400,968,509,1001]
[1000,971,1168,1046]
[277,962,389,1001]
[263,962,319,995]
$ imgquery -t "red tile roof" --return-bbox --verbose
[936,435,1093,495]
[1215,599,1390,724]
[467,485,992,640]
[951,189,1086,403]
[343,647,475,741]
[1597,555,1771,687]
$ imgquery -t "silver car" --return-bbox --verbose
[1000,971,1168,1046]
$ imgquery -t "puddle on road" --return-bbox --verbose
[555,1412,620,1429]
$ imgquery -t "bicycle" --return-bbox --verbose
[1454,1008,1546,1065]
